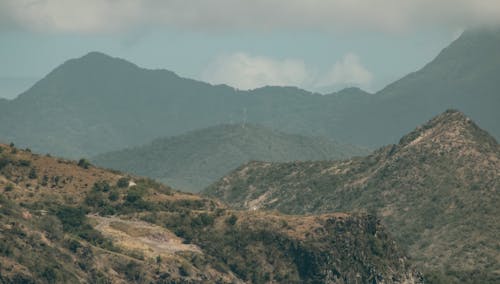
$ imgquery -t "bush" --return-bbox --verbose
[108,190,120,201]
[55,206,86,232]
[77,159,91,169]
[4,183,14,192]
[0,156,12,170]
[117,177,130,188]
[226,214,238,226]
[123,261,145,282]
[29,168,37,179]
[39,215,64,240]
[126,187,144,203]
[92,181,111,192]
[41,175,49,186]
[19,160,31,167]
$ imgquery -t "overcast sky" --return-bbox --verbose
[1,0,500,98]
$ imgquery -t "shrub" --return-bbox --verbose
[108,190,120,201]
[41,175,49,186]
[117,177,130,188]
[126,187,144,203]
[39,215,64,240]
[123,261,145,282]
[4,183,14,192]
[19,159,31,167]
[55,206,86,232]
[226,214,238,226]
[0,156,12,170]
[92,181,111,192]
[29,168,37,179]
[77,159,91,169]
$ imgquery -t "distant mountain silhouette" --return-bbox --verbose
[0,29,499,158]
[342,28,500,145]
[93,124,368,192]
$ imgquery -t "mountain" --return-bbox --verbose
[1,29,499,158]
[0,52,361,158]
[0,98,6,112]
[92,124,368,192]
[342,28,500,146]
[0,144,421,283]
[205,110,500,283]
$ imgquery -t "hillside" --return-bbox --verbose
[92,124,367,192]
[205,110,500,283]
[342,28,500,145]
[1,29,499,158]
[0,144,422,283]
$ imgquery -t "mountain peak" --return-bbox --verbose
[81,51,114,59]
[398,109,498,151]
[428,109,470,124]
[68,51,139,69]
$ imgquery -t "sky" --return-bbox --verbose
[1,0,500,99]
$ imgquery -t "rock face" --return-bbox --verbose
[92,123,368,192]
[0,144,421,283]
[205,110,500,283]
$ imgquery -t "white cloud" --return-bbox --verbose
[316,53,373,89]
[202,53,311,90]
[1,0,500,34]
[202,52,372,91]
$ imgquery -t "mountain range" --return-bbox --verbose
[205,110,500,283]
[0,29,499,158]
[92,124,368,192]
[0,144,421,283]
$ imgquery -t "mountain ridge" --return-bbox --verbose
[92,123,368,192]
[0,143,422,283]
[205,110,500,283]
[0,29,499,159]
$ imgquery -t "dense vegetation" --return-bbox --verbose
[0,144,422,283]
[93,124,367,192]
[1,29,499,158]
[206,110,500,284]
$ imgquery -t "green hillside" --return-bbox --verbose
[93,124,367,192]
[0,29,499,158]
[205,110,500,283]
[0,144,421,283]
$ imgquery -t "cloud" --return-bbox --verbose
[315,53,373,89]
[2,0,500,34]
[202,52,372,91]
[1,0,143,33]
[202,53,311,90]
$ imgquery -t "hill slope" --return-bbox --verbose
[1,29,499,158]
[205,110,500,283]
[93,124,367,192]
[344,28,500,145]
[0,144,421,283]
